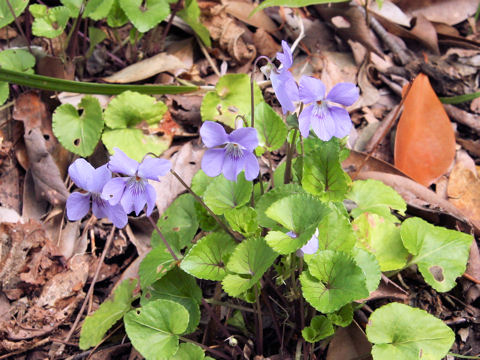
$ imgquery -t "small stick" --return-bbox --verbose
[255,286,263,355]
[147,216,179,261]
[159,0,184,51]
[170,169,241,242]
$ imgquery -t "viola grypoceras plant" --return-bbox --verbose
[102,147,171,216]
[200,121,260,181]
[66,159,128,228]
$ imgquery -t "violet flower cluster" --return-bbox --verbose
[270,41,359,141]
[66,148,171,228]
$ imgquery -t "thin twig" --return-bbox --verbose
[170,169,241,242]
[159,0,184,51]
[62,227,116,346]
[198,39,220,77]
[255,286,263,355]
[0,337,50,359]
[147,215,179,261]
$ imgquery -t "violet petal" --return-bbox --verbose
[201,148,225,178]
[228,127,259,152]
[223,155,246,182]
[298,105,314,138]
[137,157,171,181]
[145,183,157,216]
[299,76,326,104]
[276,40,293,69]
[68,158,95,191]
[330,106,353,138]
[326,82,359,106]
[66,192,91,221]
[243,151,260,181]
[106,204,128,228]
[101,177,127,205]
[108,147,139,177]
[312,105,336,141]
[200,121,228,148]
[90,164,112,194]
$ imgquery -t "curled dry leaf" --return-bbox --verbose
[224,0,277,34]
[394,73,456,187]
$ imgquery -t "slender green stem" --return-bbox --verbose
[147,215,178,261]
[169,169,241,242]
[65,0,87,58]
[0,67,198,95]
[284,129,298,184]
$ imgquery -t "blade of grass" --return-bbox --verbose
[0,67,198,95]
[439,91,480,104]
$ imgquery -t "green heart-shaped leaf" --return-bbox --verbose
[119,0,171,33]
[302,315,334,343]
[53,96,104,156]
[0,0,28,28]
[30,5,71,38]
[203,173,252,215]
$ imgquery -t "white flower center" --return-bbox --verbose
[225,142,245,160]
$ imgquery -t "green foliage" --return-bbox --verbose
[224,207,259,237]
[107,0,129,27]
[302,138,351,201]
[401,217,472,292]
[255,183,304,229]
[204,173,252,215]
[191,169,211,197]
[171,343,206,360]
[301,250,368,313]
[30,5,71,38]
[222,237,278,297]
[316,203,356,252]
[124,299,189,360]
[180,232,237,281]
[302,315,334,343]
[177,0,211,46]
[327,304,353,327]
[366,303,455,360]
[87,26,107,58]
[0,49,35,105]
[352,248,381,293]
[79,279,137,350]
[251,0,348,14]
[84,0,114,20]
[119,0,171,33]
[142,268,202,334]
[0,0,29,28]
[151,194,199,251]
[60,0,82,16]
[139,243,177,289]
[52,96,104,157]
[254,102,288,151]
[102,91,169,161]
[353,213,409,271]
[264,193,329,254]
[201,74,263,128]
[347,179,406,223]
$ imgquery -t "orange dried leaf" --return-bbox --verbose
[394,73,455,186]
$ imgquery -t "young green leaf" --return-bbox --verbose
[0,49,35,105]
[177,0,211,46]
[30,5,71,38]
[191,170,211,197]
[107,0,129,27]
[222,237,278,297]
[251,0,348,15]
[224,207,259,237]
[0,0,29,28]
[52,96,104,157]
[200,74,263,128]
[316,203,356,252]
[180,232,237,281]
[83,0,114,20]
[301,250,368,313]
[401,217,472,292]
[60,0,82,16]
[203,173,252,215]
[124,299,189,360]
[302,315,334,343]
[171,343,206,360]
[139,244,177,289]
[254,102,288,151]
[0,82,8,105]
[366,303,455,360]
[352,248,381,293]
[142,268,202,334]
[353,213,409,271]
[79,278,137,350]
[347,179,406,223]
[102,128,170,162]
[255,183,305,229]
[327,304,353,327]
[104,91,167,128]
[151,194,199,251]
[302,138,351,201]
[119,0,170,33]
[87,27,107,58]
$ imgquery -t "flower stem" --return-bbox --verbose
[169,169,241,242]
[146,215,179,261]
[284,129,298,184]
[254,285,263,355]
[250,55,274,128]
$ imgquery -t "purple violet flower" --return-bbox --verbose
[298,76,359,141]
[200,121,259,182]
[66,159,128,228]
[101,148,171,216]
[287,230,319,257]
[270,41,299,114]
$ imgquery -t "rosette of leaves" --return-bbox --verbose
[102,91,170,161]
[0,49,35,105]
